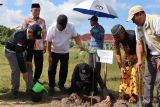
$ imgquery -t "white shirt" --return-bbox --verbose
[135,14,160,55]
[46,22,77,53]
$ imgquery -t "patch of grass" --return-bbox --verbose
[0,45,119,92]
[0,45,158,106]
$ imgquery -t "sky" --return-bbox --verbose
[0,0,160,35]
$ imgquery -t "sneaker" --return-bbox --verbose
[12,91,19,99]
[49,88,54,96]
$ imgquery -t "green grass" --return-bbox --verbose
[2,45,158,106]
[0,45,120,93]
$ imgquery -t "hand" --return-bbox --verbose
[120,67,125,79]
[80,46,85,51]
[157,58,160,70]
[26,62,32,69]
[23,72,29,82]
[136,60,143,72]
[104,96,111,106]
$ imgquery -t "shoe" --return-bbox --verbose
[58,85,66,92]
[49,88,54,96]
[26,89,32,95]
[12,90,19,99]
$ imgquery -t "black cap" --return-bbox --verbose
[29,24,42,39]
[79,63,91,80]
[88,15,98,22]
[111,24,124,36]
[31,3,40,8]
[56,14,68,30]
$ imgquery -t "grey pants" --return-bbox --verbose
[5,49,33,92]
[143,55,160,106]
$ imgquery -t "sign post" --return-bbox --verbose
[97,49,113,84]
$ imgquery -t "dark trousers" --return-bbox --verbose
[88,53,101,72]
[48,52,69,88]
[71,82,98,96]
[27,50,43,83]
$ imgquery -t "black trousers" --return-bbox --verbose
[27,50,43,83]
[48,52,69,88]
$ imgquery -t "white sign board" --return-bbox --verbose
[97,50,113,64]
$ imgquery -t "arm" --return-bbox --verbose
[136,40,143,72]
[42,20,47,52]
[46,25,54,66]
[95,71,111,105]
[95,70,109,96]
[15,45,29,82]
[114,40,123,68]
[115,51,122,68]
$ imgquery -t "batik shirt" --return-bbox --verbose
[22,16,46,50]
[90,23,105,49]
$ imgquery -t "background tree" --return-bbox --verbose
[0,25,15,45]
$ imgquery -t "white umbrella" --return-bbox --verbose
[0,0,3,5]
[73,0,118,18]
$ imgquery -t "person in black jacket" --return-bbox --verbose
[5,24,42,98]
[70,63,111,106]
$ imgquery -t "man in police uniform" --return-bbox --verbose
[5,24,42,98]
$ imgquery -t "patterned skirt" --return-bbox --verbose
[119,66,143,96]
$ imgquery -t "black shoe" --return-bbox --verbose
[49,88,54,96]
[58,85,67,92]
[142,103,152,107]
[26,89,32,95]
[12,91,19,99]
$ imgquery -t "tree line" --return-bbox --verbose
[0,25,15,45]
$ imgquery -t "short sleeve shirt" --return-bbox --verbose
[46,22,77,53]
[135,14,160,55]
